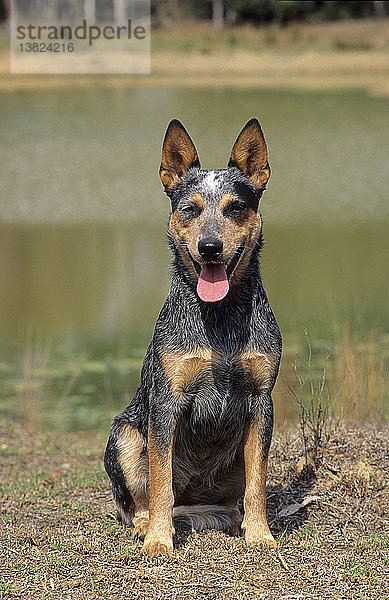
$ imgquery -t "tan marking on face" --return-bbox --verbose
[236,349,277,393]
[219,203,262,285]
[118,424,149,509]
[169,193,207,282]
[142,430,175,556]
[189,192,206,210]
[242,417,276,547]
[220,192,235,211]
[169,210,200,281]
[163,348,223,396]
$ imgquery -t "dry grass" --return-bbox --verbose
[329,328,389,421]
[151,19,389,53]
[274,327,389,425]
[1,421,388,599]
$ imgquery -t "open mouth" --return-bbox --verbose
[192,244,245,303]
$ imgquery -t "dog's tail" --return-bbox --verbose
[173,504,239,533]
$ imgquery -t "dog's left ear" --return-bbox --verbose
[160,119,200,190]
[228,119,270,190]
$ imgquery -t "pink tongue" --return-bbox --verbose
[197,264,229,302]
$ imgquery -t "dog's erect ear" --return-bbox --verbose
[228,119,270,190]
[160,120,200,190]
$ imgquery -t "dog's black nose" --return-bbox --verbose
[198,238,223,260]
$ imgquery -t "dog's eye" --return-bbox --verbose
[224,202,247,218]
[179,204,201,219]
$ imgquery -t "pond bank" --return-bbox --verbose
[1,19,389,96]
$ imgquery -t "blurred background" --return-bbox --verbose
[0,1,388,432]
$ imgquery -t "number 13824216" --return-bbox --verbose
[18,42,74,52]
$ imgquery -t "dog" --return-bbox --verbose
[104,118,282,556]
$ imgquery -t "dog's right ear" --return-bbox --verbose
[160,120,200,190]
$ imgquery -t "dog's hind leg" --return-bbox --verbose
[105,423,150,537]
[226,500,243,536]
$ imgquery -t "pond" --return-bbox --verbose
[1,87,388,429]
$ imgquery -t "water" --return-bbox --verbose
[1,87,388,429]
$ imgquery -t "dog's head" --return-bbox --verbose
[160,119,270,302]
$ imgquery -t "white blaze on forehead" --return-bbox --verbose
[204,170,220,194]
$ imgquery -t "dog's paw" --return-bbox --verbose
[242,521,277,548]
[230,521,241,537]
[245,531,277,548]
[141,535,173,557]
[132,513,149,540]
[230,511,243,537]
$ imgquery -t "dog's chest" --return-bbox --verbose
[162,347,276,404]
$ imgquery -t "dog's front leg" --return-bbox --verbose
[142,420,175,556]
[242,395,276,548]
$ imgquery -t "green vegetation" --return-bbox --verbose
[0,324,387,433]
[0,336,142,432]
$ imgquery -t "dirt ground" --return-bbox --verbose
[0,420,387,599]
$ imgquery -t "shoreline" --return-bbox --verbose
[1,18,389,96]
[1,50,388,97]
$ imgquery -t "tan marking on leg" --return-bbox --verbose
[162,348,223,396]
[118,425,149,528]
[142,431,175,556]
[242,418,276,548]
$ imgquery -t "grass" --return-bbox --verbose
[285,332,330,465]
[0,420,388,599]
[274,327,389,425]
